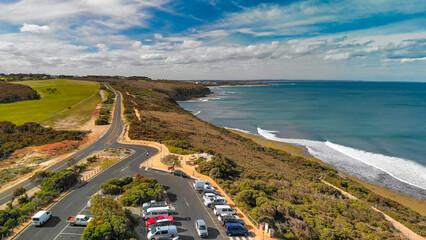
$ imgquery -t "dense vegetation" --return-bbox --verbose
[0,121,87,159]
[83,195,137,240]
[0,169,80,237]
[0,82,40,103]
[110,79,425,239]
[0,73,52,81]
[99,174,163,207]
[95,84,115,125]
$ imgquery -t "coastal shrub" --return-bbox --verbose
[0,82,40,103]
[121,180,163,207]
[196,154,239,180]
[84,195,136,240]
[100,183,122,195]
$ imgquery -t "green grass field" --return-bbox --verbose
[0,79,100,127]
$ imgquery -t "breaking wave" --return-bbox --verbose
[257,127,426,191]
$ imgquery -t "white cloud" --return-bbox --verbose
[140,54,167,60]
[20,23,50,33]
[324,52,351,60]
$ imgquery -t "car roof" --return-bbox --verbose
[215,205,231,208]
[156,218,171,223]
[225,223,243,227]
[33,210,48,218]
[147,206,170,211]
[196,219,206,225]
[156,225,177,230]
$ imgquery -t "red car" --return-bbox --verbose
[146,216,174,227]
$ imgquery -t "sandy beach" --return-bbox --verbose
[229,129,426,216]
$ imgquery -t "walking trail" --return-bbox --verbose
[321,179,425,240]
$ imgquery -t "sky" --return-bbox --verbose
[0,0,425,81]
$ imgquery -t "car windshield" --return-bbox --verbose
[199,225,206,230]
[151,228,157,234]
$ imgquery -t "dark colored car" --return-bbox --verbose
[171,170,188,178]
[221,217,246,227]
[224,223,249,236]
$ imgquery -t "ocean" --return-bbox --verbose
[178,81,426,200]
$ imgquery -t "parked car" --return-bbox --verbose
[143,206,175,220]
[203,185,215,192]
[221,215,246,227]
[201,188,216,195]
[208,197,227,209]
[143,200,167,211]
[218,213,238,222]
[195,219,208,238]
[193,180,212,191]
[148,219,174,231]
[224,223,249,236]
[202,193,217,202]
[213,205,236,216]
[171,170,188,178]
[147,225,178,240]
[146,216,174,227]
[32,210,52,226]
[66,215,93,226]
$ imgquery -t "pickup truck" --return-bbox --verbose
[66,215,93,226]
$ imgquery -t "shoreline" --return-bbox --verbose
[229,129,426,216]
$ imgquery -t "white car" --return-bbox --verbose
[195,219,208,238]
[203,193,217,202]
[218,213,236,222]
[204,196,226,208]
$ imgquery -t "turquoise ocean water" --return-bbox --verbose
[179,81,426,200]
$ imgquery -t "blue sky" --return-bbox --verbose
[0,0,425,81]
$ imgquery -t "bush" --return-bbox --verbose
[197,154,239,180]
[100,183,122,195]
[121,180,163,207]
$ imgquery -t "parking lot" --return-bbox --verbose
[27,167,257,240]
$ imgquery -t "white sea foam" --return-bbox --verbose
[257,127,426,190]
[193,111,201,116]
[200,99,209,102]
[224,127,251,134]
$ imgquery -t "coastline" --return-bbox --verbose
[229,129,426,216]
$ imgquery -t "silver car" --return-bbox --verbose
[195,219,208,238]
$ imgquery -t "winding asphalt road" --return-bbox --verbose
[11,83,247,240]
[0,83,123,206]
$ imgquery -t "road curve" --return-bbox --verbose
[0,83,123,206]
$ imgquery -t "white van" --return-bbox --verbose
[147,225,178,240]
[193,180,212,191]
[32,210,52,226]
[143,206,175,220]
[213,205,236,216]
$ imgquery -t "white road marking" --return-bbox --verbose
[59,232,83,236]
[64,202,73,209]
[145,167,149,170]
[34,229,43,237]
[184,197,190,207]
[121,166,128,172]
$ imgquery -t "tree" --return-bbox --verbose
[12,187,26,200]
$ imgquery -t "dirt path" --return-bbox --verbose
[321,179,425,240]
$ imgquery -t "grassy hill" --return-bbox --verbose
[110,79,425,239]
[0,79,100,127]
